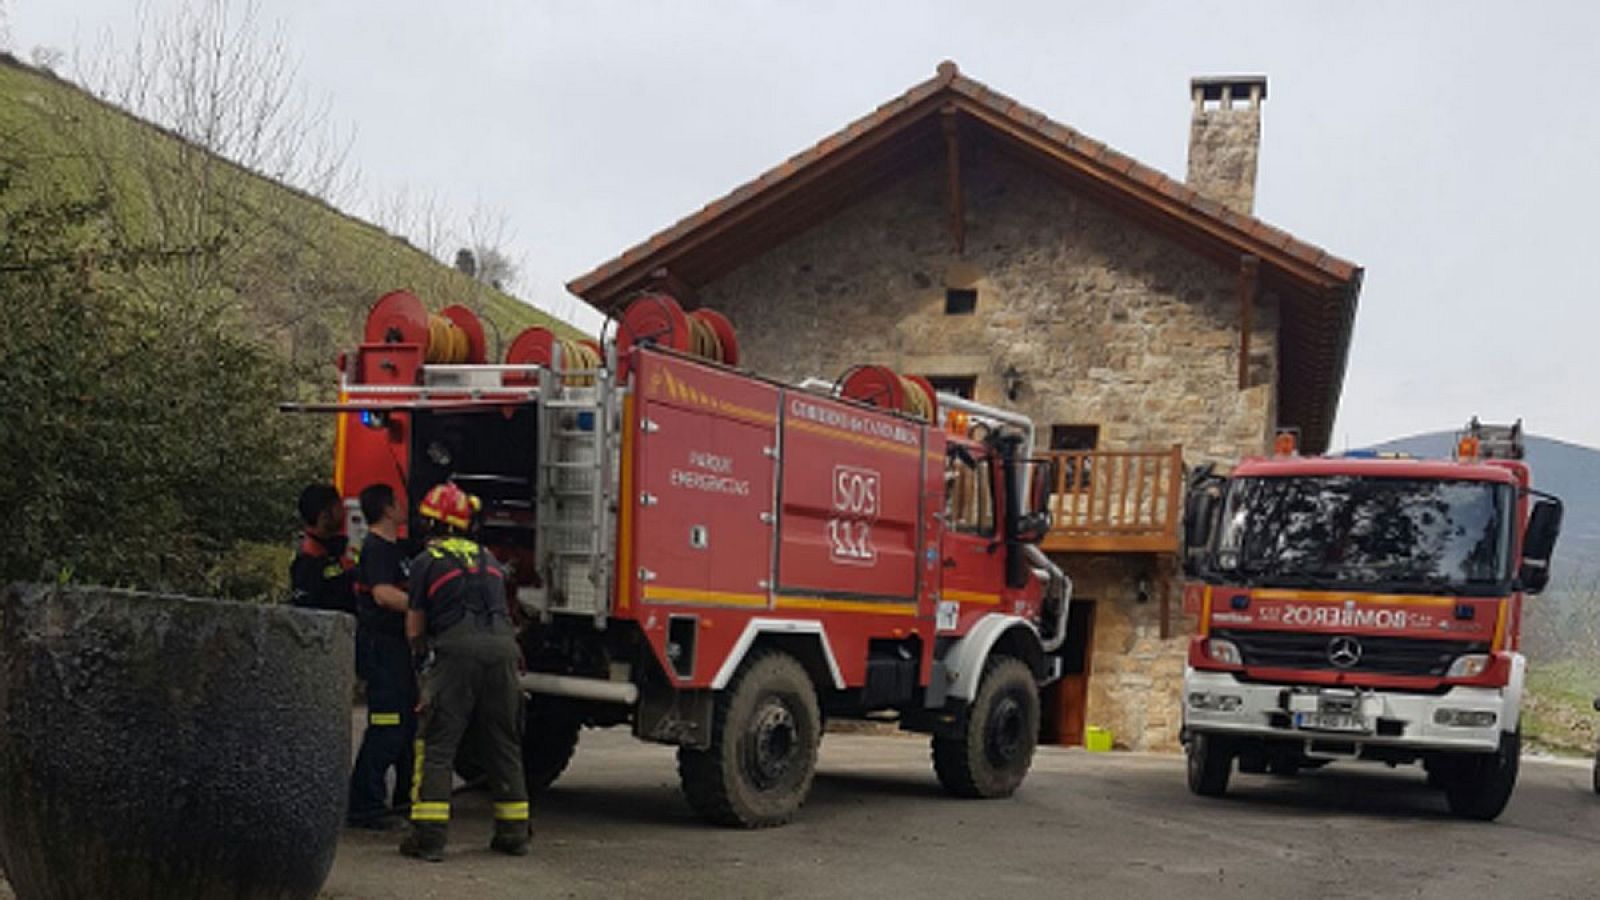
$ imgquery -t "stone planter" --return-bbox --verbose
[0,584,353,900]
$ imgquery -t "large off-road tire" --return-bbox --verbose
[1444,730,1520,821]
[932,655,1039,799]
[677,650,821,828]
[522,695,583,792]
[1186,732,1233,797]
[454,695,582,793]
[1592,748,1600,796]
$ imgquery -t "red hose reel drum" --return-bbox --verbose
[363,291,487,364]
[504,326,557,386]
[837,365,937,423]
[365,290,429,346]
[613,294,742,379]
[614,294,690,378]
[439,304,487,364]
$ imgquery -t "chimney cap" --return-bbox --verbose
[1191,75,1268,102]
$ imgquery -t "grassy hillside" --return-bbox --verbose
[0,53,581,601]
[0,53,582,377]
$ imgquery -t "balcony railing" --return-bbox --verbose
[1039,446,1183,553]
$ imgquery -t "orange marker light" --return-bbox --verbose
[1273,431,1297,456]
[1457,436,1481,460]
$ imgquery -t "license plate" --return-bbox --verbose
[1294,711,1369,733]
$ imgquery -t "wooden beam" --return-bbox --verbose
[646,266,698,308]
[1160,575,1171,640]
[1237,254,1260,390]
[941,106,965,254]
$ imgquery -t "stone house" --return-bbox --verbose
[567,63,1363,751]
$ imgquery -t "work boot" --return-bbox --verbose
[399,824,447,863]
[489,820,531,857]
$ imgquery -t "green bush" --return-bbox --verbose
[0,152,322,599]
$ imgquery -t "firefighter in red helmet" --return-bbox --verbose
[399,482,530,862]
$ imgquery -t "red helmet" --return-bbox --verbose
[418,482,480,530]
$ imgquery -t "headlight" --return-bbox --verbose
[1434,708,1497,728]
[1188,692,1243,712]
[1205,638,1242,666]
[1446,654,1490,679]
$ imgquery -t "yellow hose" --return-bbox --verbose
[423,315,471,364]
[688,315,725,362]
[557,338,600,386]
[898,375,933,422]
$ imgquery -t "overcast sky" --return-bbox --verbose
[12,1,1600,449]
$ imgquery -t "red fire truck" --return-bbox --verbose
[292,292,1070,827]
[1180,421,1562,819]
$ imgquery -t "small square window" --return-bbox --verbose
[924,375,977,399]
[944,288,977,315]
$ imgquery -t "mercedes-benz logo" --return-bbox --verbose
[1327,635,1362,669]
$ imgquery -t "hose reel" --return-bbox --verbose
[837,365,938,423]
[363,290,487,364]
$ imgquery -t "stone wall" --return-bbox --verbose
[1060,554,1189,752]
[1187,92,1262,217]
[701,148,1278,466]
[695,146,1279,750]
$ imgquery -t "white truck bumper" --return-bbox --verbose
[1183,667,1507,754]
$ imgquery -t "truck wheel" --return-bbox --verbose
[1444,730,1520,821]
[1592,749,1600,796]
[677,650,821,828]
[523,696,582,793]
[1186,733,1233,797]
[931,655,1038,799]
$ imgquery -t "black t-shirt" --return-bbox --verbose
[356,533,410,638]
[288,534,355,614]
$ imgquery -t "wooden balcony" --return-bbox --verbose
[1039,446,1184,554]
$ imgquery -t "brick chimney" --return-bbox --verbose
[1186,76,1267,216]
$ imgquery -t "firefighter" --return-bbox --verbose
[288,484,355,613]
[400,482,530,862]
[347,483,417,830]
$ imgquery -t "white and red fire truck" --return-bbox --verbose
[1180,421,1562,819]
[292,291,1070,827]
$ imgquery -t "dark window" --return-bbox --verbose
[1049,424,1100,451]
[924,375,976,399]
[1215,476,1515,595]
[944,288,977,315]
[946,456,996,536]
[1050,425,1099,489]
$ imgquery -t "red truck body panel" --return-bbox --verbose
[619,350,1035,690]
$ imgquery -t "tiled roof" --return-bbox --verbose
[566,62,1363,452]
[569,61,1360,299]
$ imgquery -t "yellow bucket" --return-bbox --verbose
[1085,726,1113,752]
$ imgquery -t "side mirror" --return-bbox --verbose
[1520,497,1563,595]
[1014,509,1052,544]
[1027,459,1057,516]
[1181,487,1219,578]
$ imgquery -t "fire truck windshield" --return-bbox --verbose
[1213,476,1514,596]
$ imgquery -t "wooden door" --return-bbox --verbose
[1049,599,1096,746]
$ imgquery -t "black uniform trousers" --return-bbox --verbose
[409,620,528,831]
[348,627,417,823]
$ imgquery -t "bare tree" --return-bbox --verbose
[30,46,64,72]
[41,0,359,365]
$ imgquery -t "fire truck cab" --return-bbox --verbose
[295,292,1071,827]
[1179,422,1562,820]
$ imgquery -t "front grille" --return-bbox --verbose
[1213,629,1487,677]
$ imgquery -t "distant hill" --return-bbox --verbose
[0,54,582,376]
[1368,431,1600,575]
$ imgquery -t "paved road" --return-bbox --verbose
[323,730,1600,899]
